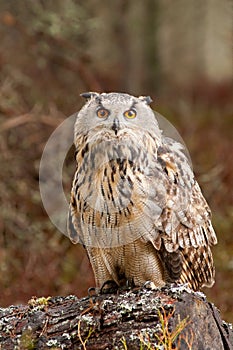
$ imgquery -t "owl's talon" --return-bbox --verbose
[88,287,98,297]
[100,280,119,294]
[143,281,158,290]
[125,278,135,288]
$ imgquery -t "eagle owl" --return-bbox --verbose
[68,92,217,291]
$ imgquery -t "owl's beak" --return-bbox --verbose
[112,118,120,135]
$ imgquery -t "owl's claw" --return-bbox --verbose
[143,281,158,290]
[100,280,119,294]
[125,278,136,289]
[88,286,99,297]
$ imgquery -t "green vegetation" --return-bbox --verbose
[120,308,192,349]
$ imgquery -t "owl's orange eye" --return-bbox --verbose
[124,109,137,119]
[96,108,110,119]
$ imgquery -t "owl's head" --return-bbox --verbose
[74,92,161,140]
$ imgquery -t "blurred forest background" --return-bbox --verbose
[0,0,232,322]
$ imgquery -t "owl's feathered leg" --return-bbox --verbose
[86,247,120,287]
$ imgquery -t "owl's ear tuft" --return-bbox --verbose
[80,92,99,100]
[138,95,153,105]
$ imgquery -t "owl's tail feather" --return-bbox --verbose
[179,245,215,291]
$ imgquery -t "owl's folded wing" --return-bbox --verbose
[149,138,217,289]
[153,138,217,250]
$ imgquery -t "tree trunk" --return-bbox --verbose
[0,285,232,349]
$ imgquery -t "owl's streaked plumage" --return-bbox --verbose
[68,92,217,291]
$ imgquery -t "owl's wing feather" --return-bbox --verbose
[155,137,217,249]
[67,192,84,245]
[150,137,217,289]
